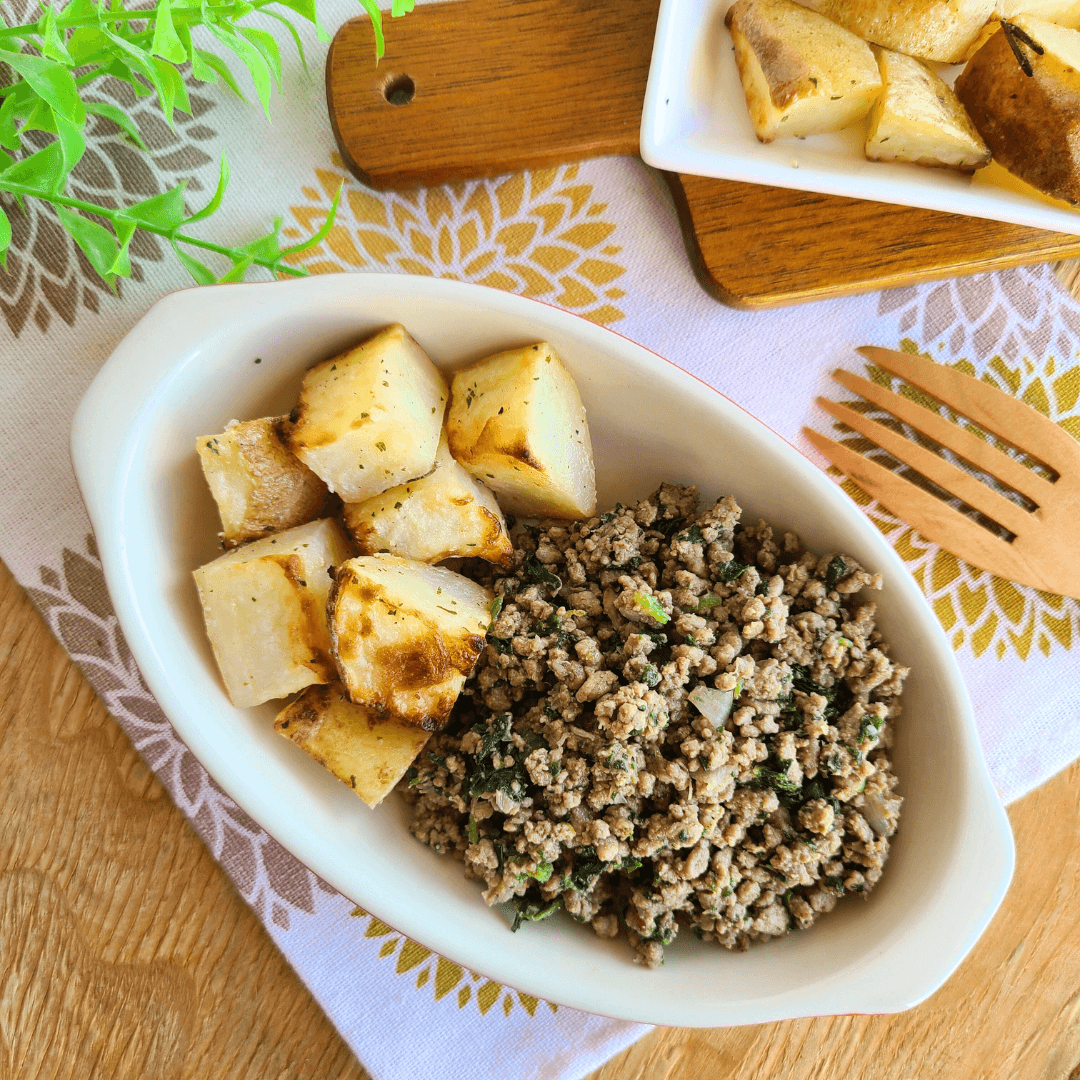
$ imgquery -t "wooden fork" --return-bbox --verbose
[805,346,1080,599]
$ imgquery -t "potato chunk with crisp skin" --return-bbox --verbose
[328,555,493,729]
[281,324,448,504]
[865,49,990,171]
[955,17,1080,204]
[275,684,429,807]
[197,417,329,548]
[995,0,1080,28]
[727,0,882,143]
[446,343,596,520]
[343,432,513,566]
[794,0,997,63]
[194,519,354,707]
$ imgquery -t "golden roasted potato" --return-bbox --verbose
[193,518,354,707]
[865,48,990,171]
[281,324,448,504]
[955,16,1080,204]
[973,160,1077,208]
[343,432,513,566]
[960,18,1003,60]
[275,684,430,807]
[726,0,882,143]
[446,343,596,520]
[995,0,1080,27]
[196,417,329,548]
[328,554,493,729]
[795,0,997,62]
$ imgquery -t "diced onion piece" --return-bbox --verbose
[860,791,893,837]
[688,686,735,726]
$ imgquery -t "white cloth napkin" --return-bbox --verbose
[1,3,1079,1077]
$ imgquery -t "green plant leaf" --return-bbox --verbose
[84,100,148,149]
[16,98,54,139]
[0,205,10,272]
[241,215,282,262]
[391,0,415,16]
[190,47,248,100]
[66,26,110,65]
[238,26,282,89]
[125,182,188,231]
[56,206,119,288]
[1,142,66,198]
[110,57,156,96]
[203,21,273,116]
[57,0,100,18]
[355,0,385,58]
[218,253,254,282]
[106,216,136,276]
[151,55,192,124]
[52,109,87,188]
[269,0,317,25]
[101,30,167,113]
[171,239,217,284]
[184,153,229,224]
[261,9,308,72]
[151,0,189,63]
[41,6,75,65]
[0,95,20,152]
[279,180,342,257]
[270,0,329,42]
[0,48,85,126]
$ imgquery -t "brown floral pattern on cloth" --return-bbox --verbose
[25,534,337,930]
[282,157,629,326]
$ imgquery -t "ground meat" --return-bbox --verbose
[402,485,907,967]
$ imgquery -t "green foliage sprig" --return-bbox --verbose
[0,0,413,286]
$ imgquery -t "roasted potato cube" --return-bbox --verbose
[446,343,596,519]
[995,1,1080,28]
[794,0,997,63]
[281,324,448,504]
[343,432,513,566]
[328,555,493,728]
[955,16,1080,204]
[727,0,882,143]
[973,160,1076,208]
[275,684,429,807]
[194,519,354,707]
[865,48,990,171]
[196,417,329,548]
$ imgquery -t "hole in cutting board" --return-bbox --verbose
[383,74,415,106]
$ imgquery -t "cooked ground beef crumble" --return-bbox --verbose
[401,483,908,967]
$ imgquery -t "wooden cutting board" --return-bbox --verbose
[325,0,1080,308]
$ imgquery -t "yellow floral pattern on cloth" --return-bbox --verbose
[350,908,557,1020]
[829,339,1080,661]
[281,156,627,325]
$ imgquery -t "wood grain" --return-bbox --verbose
[326,0,656,190]
[0,560,369,1080]
[325,0,1080,308]
[4,530,1080,1079]
[671,176,1080,309]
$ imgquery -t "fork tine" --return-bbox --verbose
[858,346,1080,473]
[803,427,1022,581]
[817,397,1035,537]
[832,369,1055,506]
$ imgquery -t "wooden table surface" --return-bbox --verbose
[4,262,1080,1079]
